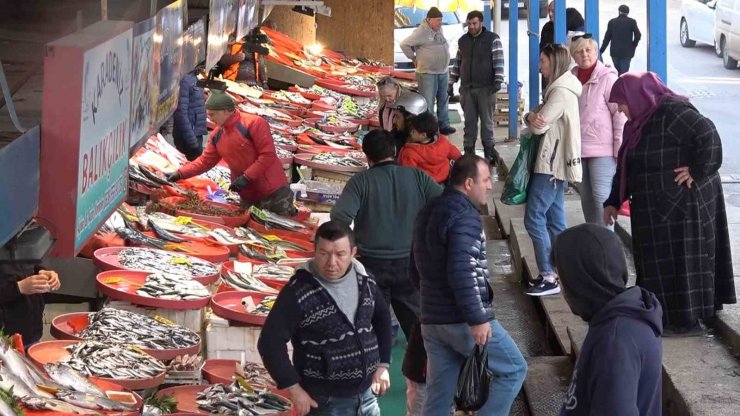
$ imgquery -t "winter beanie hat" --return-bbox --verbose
[426,7,443,19]
[205,91,236,111]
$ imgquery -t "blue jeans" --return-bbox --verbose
[421,321,527,416]
[310,388,379,416]
[612,56,632,75]
[524,173,567,275]
[577,157,616,230]
[416,72,451,128]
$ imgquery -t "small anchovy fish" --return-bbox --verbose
[222,271,278,294]
[136,273,210,300]
[196,382,291,415]
[148,219,187,243]
[311,152,367,168]
[115,226,169,250]
[78,308,199,350]
[117,247,219,278]
[63,341,166,380]
[252,264,295,281]
[241,295,276,316]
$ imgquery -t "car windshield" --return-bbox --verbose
[394,7,459,29]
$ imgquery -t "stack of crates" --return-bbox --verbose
[494,91,525,127]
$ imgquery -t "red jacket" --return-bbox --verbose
[398,135,461,183]
[178,111,287,202]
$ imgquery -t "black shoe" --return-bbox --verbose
[528,274,544,287]
[449,95,461,103]
[526,279,561,296]
[483,146,499,166]
[439,126,456,135]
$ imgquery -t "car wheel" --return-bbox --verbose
[680,19,695,48]
[715,41,722,57]
[722,37,738,69]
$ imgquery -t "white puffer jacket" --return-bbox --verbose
[525,71,583,183]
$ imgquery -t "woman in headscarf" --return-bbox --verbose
[570,34,626,229]
[604,72,736,335]
[523,43,582,297]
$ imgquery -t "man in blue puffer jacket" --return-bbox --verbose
[172,71,208,161]
[411,154,527,416]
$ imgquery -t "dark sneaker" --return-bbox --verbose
[528,274,544,287]
[439,126,457,135]
[526,279,561,296]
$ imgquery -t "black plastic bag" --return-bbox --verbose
[501,131,541,205]
[454,344,493,411]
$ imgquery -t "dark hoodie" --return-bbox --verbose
[553,224,663,416]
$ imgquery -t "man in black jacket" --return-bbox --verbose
[258,221,392,416]
[411,155,527,416]
[600,5,642,75]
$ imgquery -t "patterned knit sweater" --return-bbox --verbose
[257,262,392,398]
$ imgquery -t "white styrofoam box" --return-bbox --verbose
[105,300,204,335]
[204,315,293,364]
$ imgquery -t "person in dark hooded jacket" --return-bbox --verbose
[553,224,662,416]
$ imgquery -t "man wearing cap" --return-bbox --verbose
[600,5,641,75]
[167,92,297,216]
[400,7,456,136]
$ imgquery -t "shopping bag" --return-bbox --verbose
[501,131,541,205]
[618,200,631,217]
[454,344,493,411]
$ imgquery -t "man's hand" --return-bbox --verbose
[229,175,250,192]
[674,166,694,189]
[604,205,619,226]
[470,322,492,346]
[39,270,61,291]
[166,172,181,183]
[17,275,51,295]
[287,385,318,416]
[371,367,390,396]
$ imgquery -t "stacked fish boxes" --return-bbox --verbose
[204,312,293,362]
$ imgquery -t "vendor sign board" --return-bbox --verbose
[129,17,156,149]
[40,20,133,257]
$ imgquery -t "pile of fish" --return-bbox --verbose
[253,264,295,281]
[199,165,233,188]
[242,362,275,387]
[116,226,192,252]
[222,271,279,294]
[248,207,309,232]
[311,152,367,168]
[276,147,294,160]
[241,295,277,316]
[197,382,290,414]
[129,162,172,189]
[118,247,219,278]
[209,228,252,246]
[0,338,136,414]
[78,308,199,350]
[136,273,211,300]
[63,342,166,380]
[272,133,297,148]
[167,354,204,372]
[147,212,212,238]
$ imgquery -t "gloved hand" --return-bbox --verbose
[166,172,181,182]
[229,175,250,192]
[185,148,202,161]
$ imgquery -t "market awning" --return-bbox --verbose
[394,0,486,13]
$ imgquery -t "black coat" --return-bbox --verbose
[605,100,736,327]
[410,188,494,326]
[600,15,642,58]
[0,262,44,344]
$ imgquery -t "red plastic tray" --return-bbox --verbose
[211,291,273,325]
[314,79,376,97]
[159,196,250,228]
[220,261,290,291]
[24,378,143,416]
[288,86,322,101]
[310,100,337,111]
[275,143,299,152]
[92,247,220,285]
[392,70,416,81]
[246,218,316,243]
[27,340,166,391]
[202,359,241,384]
[317,121,359,134]
[294,153,367,173]
[156,384,292,415]
[137,234,230,263]
[50,312,202,361]
[96,270,211,310]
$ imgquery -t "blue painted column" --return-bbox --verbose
[529,0,540,109]
[508,0,519,140]
[585,0,599,38]
[484,3,492,31]
[648,0,668,82]
[554,0,566,43]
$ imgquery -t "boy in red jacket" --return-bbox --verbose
[398,112,462,184]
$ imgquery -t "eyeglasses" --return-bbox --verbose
[571,33,593,41]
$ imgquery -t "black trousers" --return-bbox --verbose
[612,56,632,76]
[359,256,420,342]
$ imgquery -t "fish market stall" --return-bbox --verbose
[92,247,221,285]
[156,383,292,415]
[96,271,212,310]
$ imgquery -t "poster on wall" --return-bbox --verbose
[248,0,260,31]
[181,18,206,77]
[225,0,238,38]
[129,18,156,149]
[76,29,132,248]
[206,0,230,71]
[152,0,185,130]
[237,0,260,39]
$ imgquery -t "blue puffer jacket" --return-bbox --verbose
[172,73,208,151]
[410,188,495,325]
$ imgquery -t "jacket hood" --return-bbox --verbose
[403,137,450,164]
[590,286,663,336]
[571,61,618,83]
[552,223,628,322]
[545,71,582,99]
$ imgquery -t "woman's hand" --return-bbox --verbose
[527,112,547,129]
[39,270,61,291]
[674,166,694,189]
[17,275,50,295]
[604,205,619,226]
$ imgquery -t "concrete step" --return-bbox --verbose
[522,356,572,416]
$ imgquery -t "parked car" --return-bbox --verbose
[393,7,465,72]
[680,0,718,49]
[715,0,740,68]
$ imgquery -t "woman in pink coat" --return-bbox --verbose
[570,34,627,229]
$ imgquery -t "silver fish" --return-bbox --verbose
[0,338,53,398]
[196,382,290,415]
[44,363,105,397]
[117,247,219,278]
[222,271,278,294]
[0,391,17,416]
[21,397,103,415]
[56,390,136,412]
[136,273,210,300]
[63,341,165,380]
[0,366,36,398]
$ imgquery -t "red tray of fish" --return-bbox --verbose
[136,234,231,263]
[27,340,166,391]
[246,217,316,242]
[275,143,299,152]
[158,196,250,228]
[392,70,416,81]
[220,261,292,288]
[96,270,212,310]
[23,378,143,416]
[92,247,221,285]
[293,153,367,174]
[211,291,274,326]
[49,312,202,361]
[310,100,337,111]
[288,86,322,101]
[314,79,376,98]
[156,384,292,415]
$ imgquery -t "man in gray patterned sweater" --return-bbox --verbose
[258,221,392,416]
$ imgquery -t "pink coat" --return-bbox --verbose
[571,62,627,158]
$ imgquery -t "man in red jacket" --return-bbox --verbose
[167,92,296,216]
